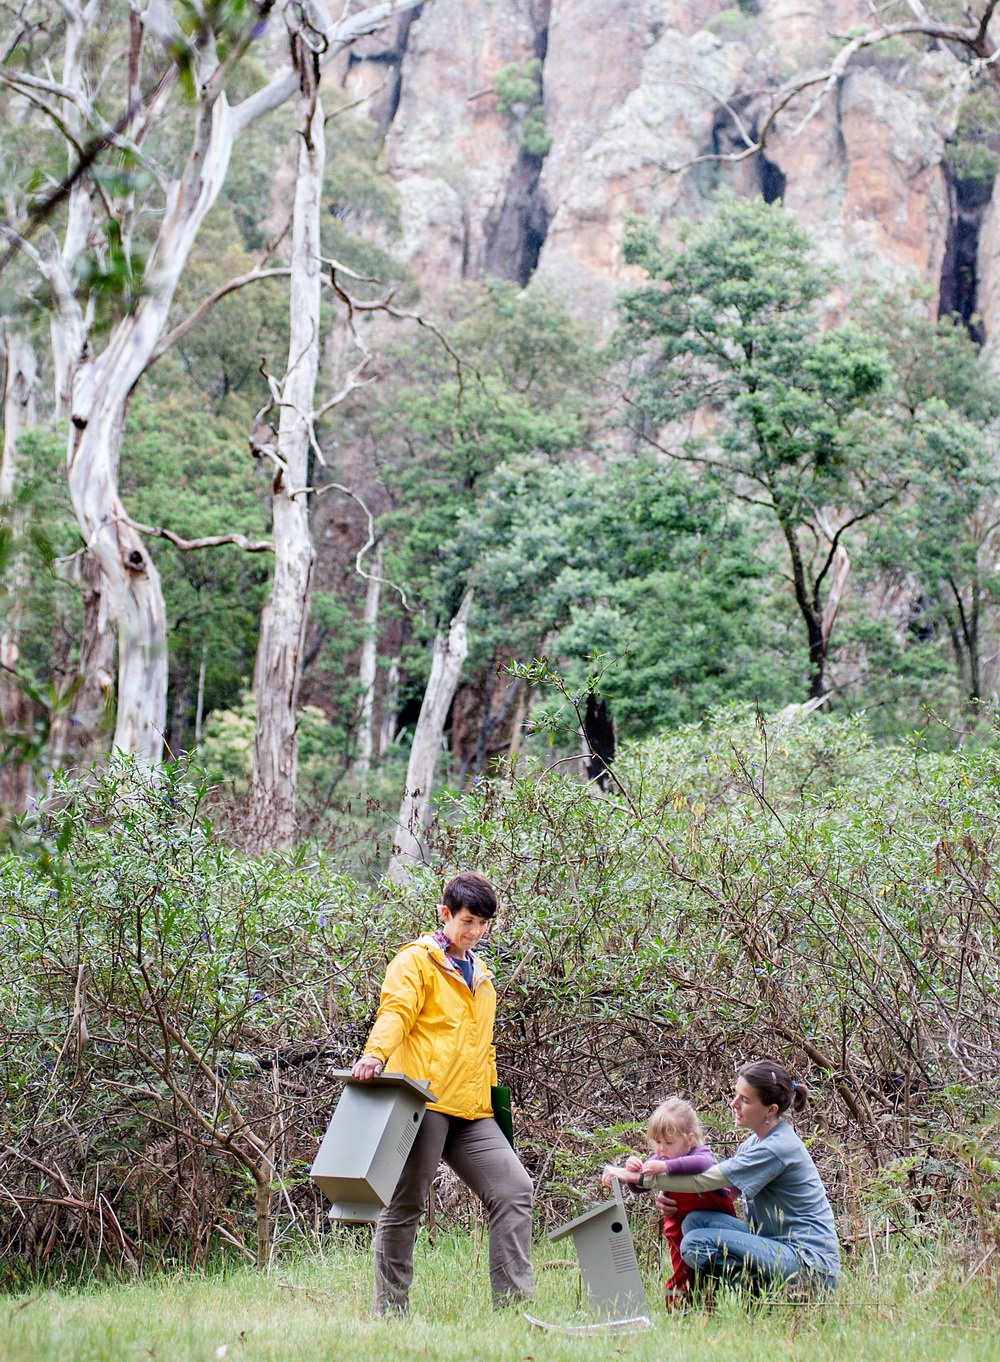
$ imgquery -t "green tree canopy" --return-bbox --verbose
[616,196,896,699]
[444,455,800,737]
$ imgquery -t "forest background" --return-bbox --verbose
[4,0,1000,1295]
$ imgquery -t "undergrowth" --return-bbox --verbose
[5,705,1000,1275]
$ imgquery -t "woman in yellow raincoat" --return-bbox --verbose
[352,871,535,1315]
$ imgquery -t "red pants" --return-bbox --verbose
[663,1190,737,1293]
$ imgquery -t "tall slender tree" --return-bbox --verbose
[246,15,325,851]
[0,325,38,805]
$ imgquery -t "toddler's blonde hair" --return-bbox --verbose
[647,1096,703,1149]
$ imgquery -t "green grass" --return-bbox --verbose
[3,1232,1000,1361]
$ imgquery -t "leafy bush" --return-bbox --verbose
[946,140,1000,188]
[495,59,544,120]
[5,709,1000,1276]
[944,89,1000,188]
[521,107,553,158]
[707,8,758,42]
[494,60,551,158]
[0,761,423,1273]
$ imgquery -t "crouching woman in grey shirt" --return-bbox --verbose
[623,1062,840,1294]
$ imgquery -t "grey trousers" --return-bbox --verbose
[373,1110,535,1313]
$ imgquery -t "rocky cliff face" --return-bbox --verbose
[311,0,999,753]
[341,0,991,336]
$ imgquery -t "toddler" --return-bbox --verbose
[602,1096,737,1303]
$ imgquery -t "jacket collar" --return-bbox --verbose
[418,931,493,991]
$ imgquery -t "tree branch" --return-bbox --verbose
[0,63,175,278]
[812,491,902,595]
[977,0,1000,46]
[149,266,292,364]
[231,0,427,133]
[120,515,274,554]
[664,8,1000,175]
[0,67,169,192]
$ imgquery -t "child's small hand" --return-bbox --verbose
[601,1163,640,1187]
[624,1156,643,1174]
[641,1158,668,1177]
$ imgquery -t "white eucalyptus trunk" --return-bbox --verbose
[1,327,38,674]
[821,544,851,648]
[353,541,383,778]
[46,4,240,762]
[0,328,38,808]
[379,655,400,755]
[815,511,851,650]
[387,590,473,883]
[0,328,37,505]
[194,641,208,746]
[25,0,427,765]
[247,81,324,849]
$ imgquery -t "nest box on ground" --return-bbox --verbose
[548,1180,650,1320]
[310,1070,436,1223]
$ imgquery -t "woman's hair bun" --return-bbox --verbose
[740,1060,808,1115]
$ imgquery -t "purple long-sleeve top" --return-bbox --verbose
[661,1145,718,1175]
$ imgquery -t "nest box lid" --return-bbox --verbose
[548,1181,628,1242]
[329,1070,438,1104]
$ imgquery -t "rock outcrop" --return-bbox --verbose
[343,0,994,335]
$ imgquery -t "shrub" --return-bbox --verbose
[494,59,551,158]
[5,709,1000,1276]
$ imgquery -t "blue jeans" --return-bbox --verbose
[679,1211,836,1291]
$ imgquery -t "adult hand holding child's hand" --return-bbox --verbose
[655,1191,679,1216]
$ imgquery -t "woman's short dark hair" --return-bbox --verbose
[740,1060,808,1116]
[442,871,497,920]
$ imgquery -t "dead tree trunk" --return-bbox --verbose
[354,541,383,779]
[387,590,473,883]
[247,66,324,850]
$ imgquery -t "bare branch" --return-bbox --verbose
[149,266,292,364]
[231,0,426,133]
[664,10,1000,175]
[0,70,91,165]
[292,481,410,610]
[674,81,758,150]
[0,65,174,278]
[659,78,824,173]
[310,368,377,423]
[121,515,274,554]
[324,80,388,123]
[0,223,46,273]
[0,67,169,192]
[0,67,88,106]
[811,490,903,595]
[317,254,379,283]
[977,0,1000,45]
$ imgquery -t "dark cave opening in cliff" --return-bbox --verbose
[759,154,786,204]
[939,171,992,344]
[484,152,552,287]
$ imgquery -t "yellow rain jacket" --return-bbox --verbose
[362,932,498,1120]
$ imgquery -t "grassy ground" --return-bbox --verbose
[3,1231,1000,1362]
